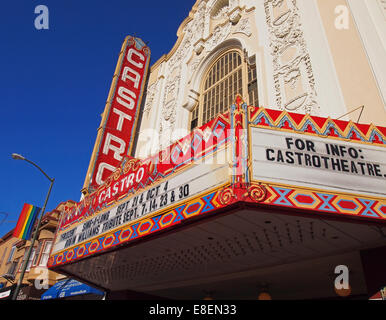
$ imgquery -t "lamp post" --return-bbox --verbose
[11,153,55,300]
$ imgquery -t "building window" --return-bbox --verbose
[26,248,36,272]
[19,251,25,272]
[6,245,16,264]
[33,242,42,267]
[39,241,52,267]
[7,260,19,277]
[202,51,243,125]
[18,248,35,272]
[190,50,259,129]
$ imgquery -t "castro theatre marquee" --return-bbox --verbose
[48,0,386,300]
[48,99,386,299]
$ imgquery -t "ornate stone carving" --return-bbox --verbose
[191,2,207,44]
[159,74,181,143]
[210,0,230,20]
[207,22,232,51]
[158,0,234,139]
[378,0,386,20]
[168,25,194,70]
[264,0,319,114]
[232,16,252,36]
[229,8,242,24]
[163,77,179,117]
[143,82,157,117]
[194,39,205,55]
[189,21,232,81]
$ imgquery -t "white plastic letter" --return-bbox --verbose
[135,167,145,183]
[116,87,136,110]
[103,133,126,161]
[113,108,132,131]
[96,163,116,186]
[127,48,145,69]
[121,66,141,89]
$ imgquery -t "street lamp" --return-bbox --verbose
[11,153,25,160]
[11,153,55,300]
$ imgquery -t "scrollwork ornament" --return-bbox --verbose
[143,46,150,57]
[123,158,141,174]
[264,0,319,114]
[248,184,267,202]
[219,187,236,205]
[147,161,156,177]
[158,148,170,163]
[104,176,113,188]
[84,195,92,206]
[127,37,135,47]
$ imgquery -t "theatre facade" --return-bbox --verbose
[48,0,386,299]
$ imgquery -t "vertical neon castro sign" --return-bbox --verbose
[85,36,150,192]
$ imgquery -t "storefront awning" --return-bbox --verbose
[369,287,386,300]
[0,286,13,300]
[0,284,28,300]
[41,279,104,300]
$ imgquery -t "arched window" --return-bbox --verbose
[190,49,258,129]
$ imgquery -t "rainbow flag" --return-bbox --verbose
[13,203,41,240]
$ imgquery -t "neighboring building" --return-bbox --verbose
[0,200,75,300]
[48,0,385,300]
[0,230,19,289]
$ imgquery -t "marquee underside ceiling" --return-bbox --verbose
[59,208,386,299]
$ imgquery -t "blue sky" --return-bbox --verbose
[0,0,196,237]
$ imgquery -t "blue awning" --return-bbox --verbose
[41,279,104,300]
